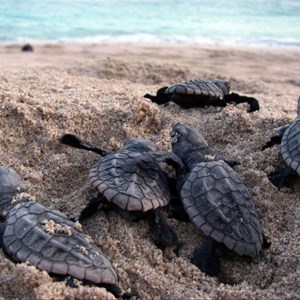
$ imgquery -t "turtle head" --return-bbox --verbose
[123,138,156,152]
[212,79,230,94]
[0,167,26,219]
[171,123,208,160]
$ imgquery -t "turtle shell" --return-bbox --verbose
[180,160,263,257]
[281,117,300,175]
[165,80,226,99]
[89,150,171,212]
[2,201,117,285]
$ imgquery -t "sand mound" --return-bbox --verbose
[0,43,299,299]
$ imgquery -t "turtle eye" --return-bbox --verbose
[171,131,181,144]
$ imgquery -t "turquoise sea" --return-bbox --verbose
[0,0,300,46]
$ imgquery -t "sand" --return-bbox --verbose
[0,42,299,299]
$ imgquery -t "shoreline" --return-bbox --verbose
[1,42,299,74]
[2,40,300,51]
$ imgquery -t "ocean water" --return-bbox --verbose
[0,0,300,46]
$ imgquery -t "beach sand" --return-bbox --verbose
[0,43,299,299]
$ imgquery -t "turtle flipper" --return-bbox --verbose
[262,124,290,150]
[263,235,271,249]
[171,93,227,109]
[224,93,260,112]
[262,135,283,150]
[268,167,298,188]
[224,159,239,167]
[76,195,108,221]
[151,210,178,251]
[101,283,138,299]
[0,222,5,247]
[144,87,170,105]
[190,237,222,276]
[168,194,190,222]
[60,134,110,156]
[147,151,186,174]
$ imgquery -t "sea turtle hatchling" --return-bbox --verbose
[0,166,125,297]
[263,96,300,187]
[144,79,260,112]
[170,123,265,276]
[60,134,182,250]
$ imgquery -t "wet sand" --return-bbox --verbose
[0,43,299,299]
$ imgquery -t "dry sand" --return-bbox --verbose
[0,42,299,299]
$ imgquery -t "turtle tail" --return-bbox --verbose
[224,93,260,112]
[60,134,109,156]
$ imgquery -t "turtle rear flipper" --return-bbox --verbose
[268,167,298,188]
[61,134,110,156]
[190,238,222,276]
[224,93,260,112]
[74,195,110,221]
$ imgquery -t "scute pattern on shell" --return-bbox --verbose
[2,201,117,285]
[281,117,300,175]
[89,150,171,212]
[165,80,225,99]
[181,160,263,258]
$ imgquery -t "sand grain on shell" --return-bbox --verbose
[0,43,299,299]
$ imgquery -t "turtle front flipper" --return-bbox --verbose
[144,87,170,105]
[190,237,222,276]
[262,135,283,150]
[262,124,290,150]
[223,159,239,167]
[224,93,260,112]
[150,210,178,251]
[61,134,110,156]
[268,166,298,188]
[148,151,186,174]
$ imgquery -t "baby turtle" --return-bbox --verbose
[170,123,264,276]
[263,96,300,187]
[0,166,124,297]
[144,79,260,112]
[21,43,34,52]
[61,134,181,250]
